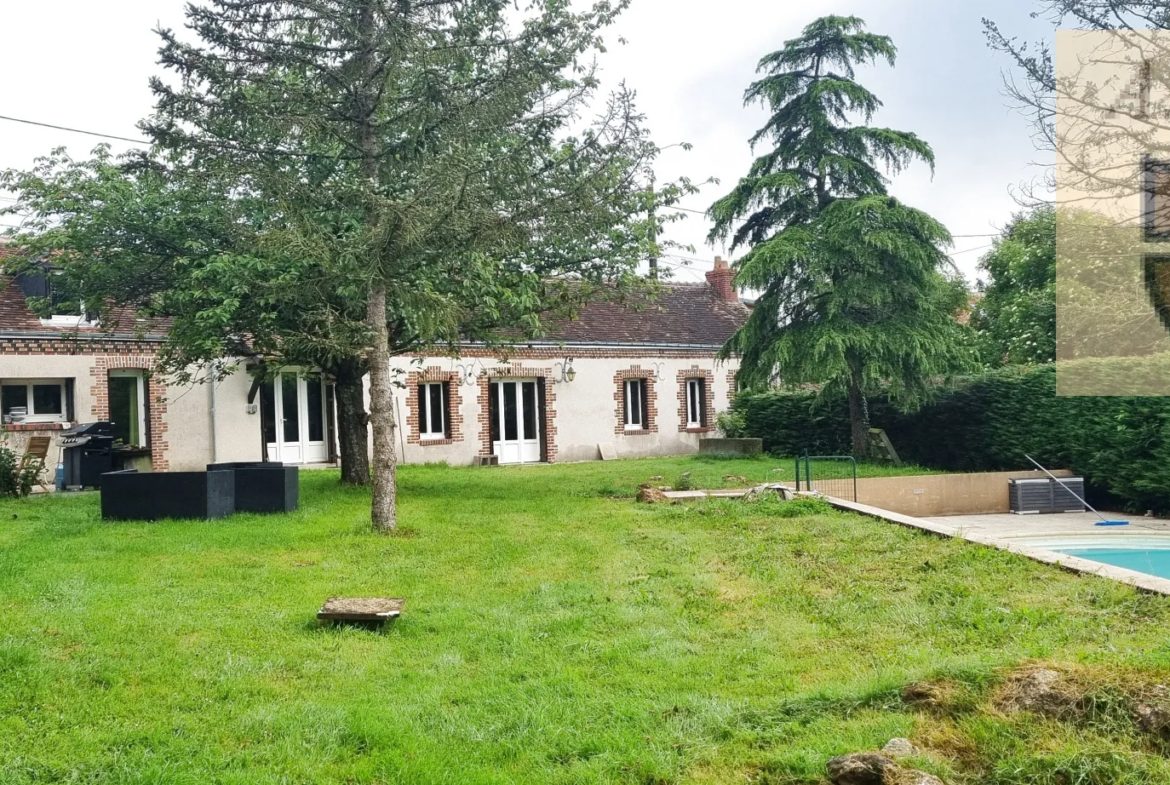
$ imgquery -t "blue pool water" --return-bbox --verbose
[1015,536,1170,580]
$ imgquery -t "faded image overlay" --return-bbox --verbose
[1057,30,1170,395]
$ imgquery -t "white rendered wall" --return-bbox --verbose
[385,351,739,465]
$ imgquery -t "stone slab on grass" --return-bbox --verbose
[318,597,405,624]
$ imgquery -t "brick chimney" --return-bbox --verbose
[705,256,737,303]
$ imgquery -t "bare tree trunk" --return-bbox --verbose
[366,281,398,530]
[333,358,370,486]
[846,356,870,458]
[354,0,396,530]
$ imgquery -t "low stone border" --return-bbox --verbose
[660,483,789,502]
[827,497,1170,597]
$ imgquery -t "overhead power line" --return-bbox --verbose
[950,244,994,256]
[0,114,148,145]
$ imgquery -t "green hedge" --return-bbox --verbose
[732,363,1170,512]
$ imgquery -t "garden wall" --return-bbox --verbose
[843,469,1072,517]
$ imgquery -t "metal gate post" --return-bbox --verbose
[849,456,857,503]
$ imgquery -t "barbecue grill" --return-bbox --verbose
[61,422,115,489]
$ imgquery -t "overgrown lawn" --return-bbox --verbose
[1,456,1168,784]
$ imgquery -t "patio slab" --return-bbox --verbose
[922,512,1170,539]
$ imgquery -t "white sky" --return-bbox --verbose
[0,0,1052,284]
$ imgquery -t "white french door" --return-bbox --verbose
[262,371,328,464]
[490,379,542,465]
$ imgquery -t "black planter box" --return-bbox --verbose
[207,462,299,514]
[100,469,235,521]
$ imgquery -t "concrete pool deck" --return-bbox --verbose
[827,500,1170,596]
[922,511,1170,538]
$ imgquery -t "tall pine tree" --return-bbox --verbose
[709,16,971,455]
[7,0,667,531]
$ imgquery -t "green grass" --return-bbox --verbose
[2,456,1170,784]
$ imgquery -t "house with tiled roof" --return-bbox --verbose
[0,240,747,475]
[390,258,748,465]
[0,242,259,476]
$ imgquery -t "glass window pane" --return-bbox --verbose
[306,375,324,442]
[522,382,537,441]
[2,385,27,416]
[48,273,82,316]
[429,383,444,435]
[33,384,62,415]
[489,383,500,442]
[109,376,134,445]
[627,380,641,427]
[281,373,300,442]
[503,382,518,441]
[261,379,276,444]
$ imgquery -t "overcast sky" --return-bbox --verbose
[0,0,1051,284]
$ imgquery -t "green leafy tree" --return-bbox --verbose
[1,147,379,485]
[5,0,680,530]
[709,16,971,455]
[971,205,1056,365]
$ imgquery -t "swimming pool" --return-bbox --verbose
[1012,535,1170,580]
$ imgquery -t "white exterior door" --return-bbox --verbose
[263,372,328,464]
[491,379,541,465]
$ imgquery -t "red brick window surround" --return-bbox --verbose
[90,355,169,471]
[677,368,715,433]
[614,367,658,436]
[406,367,463,446]
[476,366,558,462]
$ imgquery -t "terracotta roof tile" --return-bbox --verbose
[0,240,745,347]
[0,245,168,336]
[536,282,749,347]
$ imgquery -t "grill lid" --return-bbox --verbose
[61,421,115,447]
[62,422,113,437]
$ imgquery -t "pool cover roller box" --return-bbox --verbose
[1009,477,1087,514]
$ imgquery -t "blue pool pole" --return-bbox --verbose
[1024,455,1127,526]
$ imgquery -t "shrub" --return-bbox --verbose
[715,409,746,438]
[731,360,1170,512]
[0,440,40,498]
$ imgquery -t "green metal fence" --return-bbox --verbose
[794,454,858,502]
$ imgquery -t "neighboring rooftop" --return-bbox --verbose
[0,244,167,337]
[536,280,749,347]
[0,242,747,347]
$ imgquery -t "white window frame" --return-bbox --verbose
[418,382,448,440]
[40,314,98,329]
[109,370,148,448]
[38,270,98,327]
[624,378,646,431]
[686,378,705,428]
[1,379,69,424]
